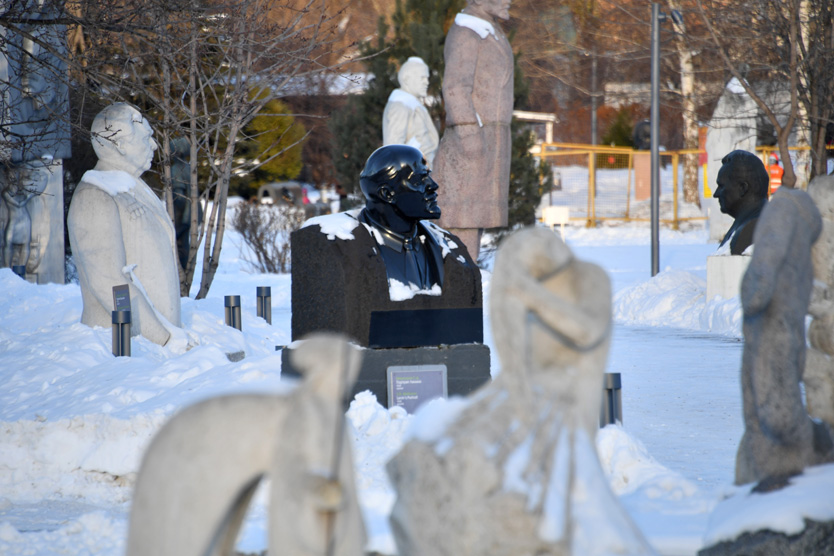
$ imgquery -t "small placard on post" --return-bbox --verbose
[113,284,131,312]
[387,364,448,413]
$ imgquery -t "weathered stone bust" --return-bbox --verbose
[290,144,482,348]
[67,103,186,349]
[713,150,769,255]
[387,227,654,555]
[382,57,440,168]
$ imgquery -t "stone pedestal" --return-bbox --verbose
[282,342,491,410]
[706,254,751,300]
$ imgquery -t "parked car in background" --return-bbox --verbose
[256,181,330,218]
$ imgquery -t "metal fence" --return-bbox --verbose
[536,143,707,229]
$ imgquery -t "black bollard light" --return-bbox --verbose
[224,295,242,330]
[11,265,25,279]
[600,372,622,426]
[112,310,131,357]
[256,286,272,324]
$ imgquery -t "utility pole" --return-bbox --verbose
[650,3,663,277]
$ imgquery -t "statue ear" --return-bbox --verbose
[379,185,396,204]
[739,181,749,196]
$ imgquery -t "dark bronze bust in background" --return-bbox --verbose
[713,150,769,255]
[358,145,444,290]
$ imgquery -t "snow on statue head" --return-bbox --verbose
[90,103,158,178]
[397,57,429,99]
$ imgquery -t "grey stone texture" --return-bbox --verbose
[290,212,482,347]
[698,519,834,556]
[126,333,366,556]
[433,3,514,256]
[737,185,834,485]
[806,175,834,430]
[387,227,655,556]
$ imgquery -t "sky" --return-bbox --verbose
[1,204,833,556]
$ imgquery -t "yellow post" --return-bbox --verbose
[672,152,679,230]
[588,151,596,227]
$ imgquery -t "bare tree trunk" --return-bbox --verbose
[669,0,700,206]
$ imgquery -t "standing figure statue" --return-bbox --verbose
[433,0,514,260]
[736,185,834,485]
[68,103,186,349]
[382,57,439,168]
[1,159,49,269]
[387,227,654,556]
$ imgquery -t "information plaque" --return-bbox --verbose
[112,284,131,312]
[387,364,448,413]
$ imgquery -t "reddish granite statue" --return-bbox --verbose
[433,0,514,260]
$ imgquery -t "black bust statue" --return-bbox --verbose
[714,150,769,255]
[358,145,443,290]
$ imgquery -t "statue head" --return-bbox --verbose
[466,0,512,21]
[91,103,158,178]
[359,145,440,234]
[398,57,429,99]
[714,150,769,219]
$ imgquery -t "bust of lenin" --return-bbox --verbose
[290,145,482,348]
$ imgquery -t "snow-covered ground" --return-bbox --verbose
[1,212,833,555]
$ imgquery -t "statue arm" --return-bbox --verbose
[442,28,480,126]
[741,199,794,316]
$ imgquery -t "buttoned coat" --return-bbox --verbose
[433,16,514,229]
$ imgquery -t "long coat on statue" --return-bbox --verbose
[433,13,514,230]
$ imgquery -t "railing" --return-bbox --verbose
[536,143,708,229]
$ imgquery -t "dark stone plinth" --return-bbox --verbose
[282,342,491,408]
[698,519,834,556]
[291,213,482,347]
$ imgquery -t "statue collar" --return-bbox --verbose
[359,210,421,253]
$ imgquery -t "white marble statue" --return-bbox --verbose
[67,103,185,349]
[382,57,439,168]
[387,227,655,556]
[126,333,366,556]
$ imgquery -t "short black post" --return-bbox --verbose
[112,310,131,357]
[600,372,622,426]
[11,265,26,279]
[256,286,272,324]
[224,295,242,330]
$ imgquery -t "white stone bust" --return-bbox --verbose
[382,57,440,168]
[68,103,187,349]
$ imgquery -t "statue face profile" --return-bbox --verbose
[399,58,429,99]
[360,145,440,227]
[713,150,768,218]
[91,103,158,177]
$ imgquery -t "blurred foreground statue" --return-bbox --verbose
[736,185,834,485]
[127,334,366,556]
[68,103,185,349]
[432,0,514,260]
[806,175,834,430]
[382,57,439,168]
[387,227,655,555]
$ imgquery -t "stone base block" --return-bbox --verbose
[706,255,751,300]
[282,342,491,409]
